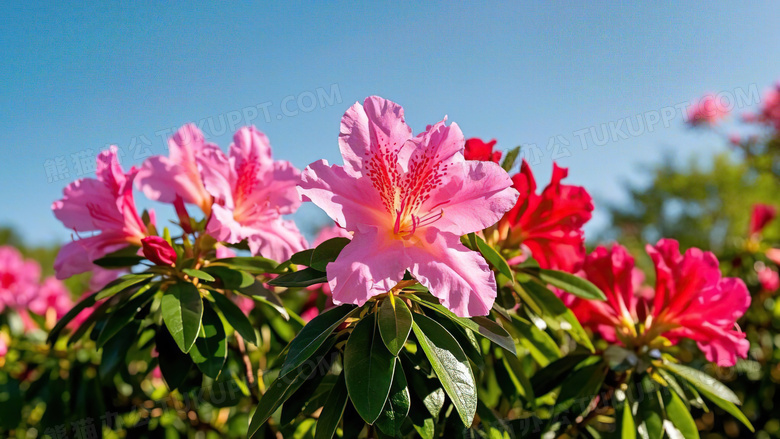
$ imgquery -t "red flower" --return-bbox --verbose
[141,236,177,266]
[749,203,776,237]
[567,240,750,367]
[491,160,593,272]
[464,138,502,164]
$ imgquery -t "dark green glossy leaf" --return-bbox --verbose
[375,359,411,436]
[310,237,350,272]
[268,267,327,287]
[553,358,606,415]
[537,269,606,300]
[161,282,203,353]
[209,290,258,345]
[48,292,98,344]
[211,256,278,274]
[189,303,227,379]
[509,316,560,366]
[96,286,156,347]
[290,248,315,266]
[412,313,477,427]
[156,325,194,390]
[637,386,664,439]
[474,234,513,282]
[502,353,535,405]
[315,372,348,439]
[92,245,143,268]
[182,268,215,282]
[664,389,699,439]
[95,273,154,301]
[202,266,254,289]
[281,305,358,376]
[531,353,592,396]
[378,295,413,356]
[344,314,396,424]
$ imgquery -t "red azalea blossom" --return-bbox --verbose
[488,159,593,272]
[749,203,776,237]
[566,240,750,367]
[464,138,502,164]
[141,236,178,266]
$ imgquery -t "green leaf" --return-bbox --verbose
[664,363,753,432]
[189,303,227,379]
[378,295,413,356]
[268,267,327,288]
[344,314,396,424]
[47,292,98,344]
[161,282,204,353]
[518,281,594,351]
[239,280,289,320]
[621,399,637,439]
[95,273,155,301]
[248,338,337,438]
[209,290,258,345]
[310,237,350,272]
[530,353,592,396]
[553,358,606,415]
[92,245,143,268]
[290,249,315,267]
[182,268,216,282]
[412,313,477,427]
[509,316,560,366]
[202,266,254,289]
[315,372,348,439]
[537,269,606,300]
[156,325,194,390]
[211,256,278,274]
[408,295,516,355]
[473,234,514,282]
[637,386,664,439]
[375,359,411,436]
[501,146,521,172]
[502,353,535,405]
[663,389,699,439]
[96,286,156,347]
[281,305,358,376]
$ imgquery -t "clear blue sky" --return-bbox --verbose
[2,2,779,246]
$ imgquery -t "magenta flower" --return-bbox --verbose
[749,203,776,237]
[686,94,729,127]
[567,240,750,367]
[28,277,73,319]
[52,146,150,279]
[202,126,307,262]
[298,96,519,317]
[757,264,779,292]
[0,246,41,312]
[141,236,178,266]
[136,124,215,214]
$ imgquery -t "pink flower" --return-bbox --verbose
[686,94,729,127]
[767,248,780,266]
[0,336,7,358]
[141,236,177,266]
[53,147,150,279]
[464,138,502,164]
[28,277,73,319]
[757,83,780,131]
[492,160,593,272]
[749,203,776,237]
[298,96,519,317]
[313,224,352,246]
[136,124,215,214]
[0,246,41,311]
[202,127,307,262]
[567,240,750,367]
[757,265,779,292]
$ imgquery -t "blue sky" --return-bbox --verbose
[2,2,779,246]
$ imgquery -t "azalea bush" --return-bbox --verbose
[0,94,770,438]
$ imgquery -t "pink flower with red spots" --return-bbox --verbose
[53,147,151,279]
[298,96,519,317]
[566,240,750,367]
[202,127,307,262]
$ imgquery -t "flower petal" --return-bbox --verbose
[246,219,308,262]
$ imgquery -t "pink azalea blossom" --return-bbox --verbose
[28,277,73,319]
[202,126,307,262]
[749,203,776,237]
[686,94,729,127]
[53,147,150,279]
[299,224,353,322]
[298,96,519,317]
[757,264,779,292]
[0,246,41,311]
[566,240,750,367]
[757,83,780,130]
[136,124,215,214]
[767,248,780,266]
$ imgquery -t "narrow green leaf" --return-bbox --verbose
[48,292,98,344]
[621,399,637,439]
[291,249,315,267]
[161,282,203,353]
[315,372,348,439]
[92,245,143,268]
[519,281,594,351]
[344,314,396,424]
[202,266,254,289]
[378,295,413,356]
[211,256,278,273]
[268,267,328,287]
[509,316,561,366]
[537,269,606,300]
[239,280,289,320]
[375,359,411,436]
[663,390,699,439]
[530,353,592,396]
[95,273,154,301]
[96,287,156,347]
[412,313,477,427]
[310,237,351,272]
[182,268,215,282]
[637,387,664,439]
[501,146,521,172]
[209,290,258,345]
[281,305,358,376]
[502,353,535,405]
[553,359,606,415]
[474,234,514,282]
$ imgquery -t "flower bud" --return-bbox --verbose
[141,236,177,266]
